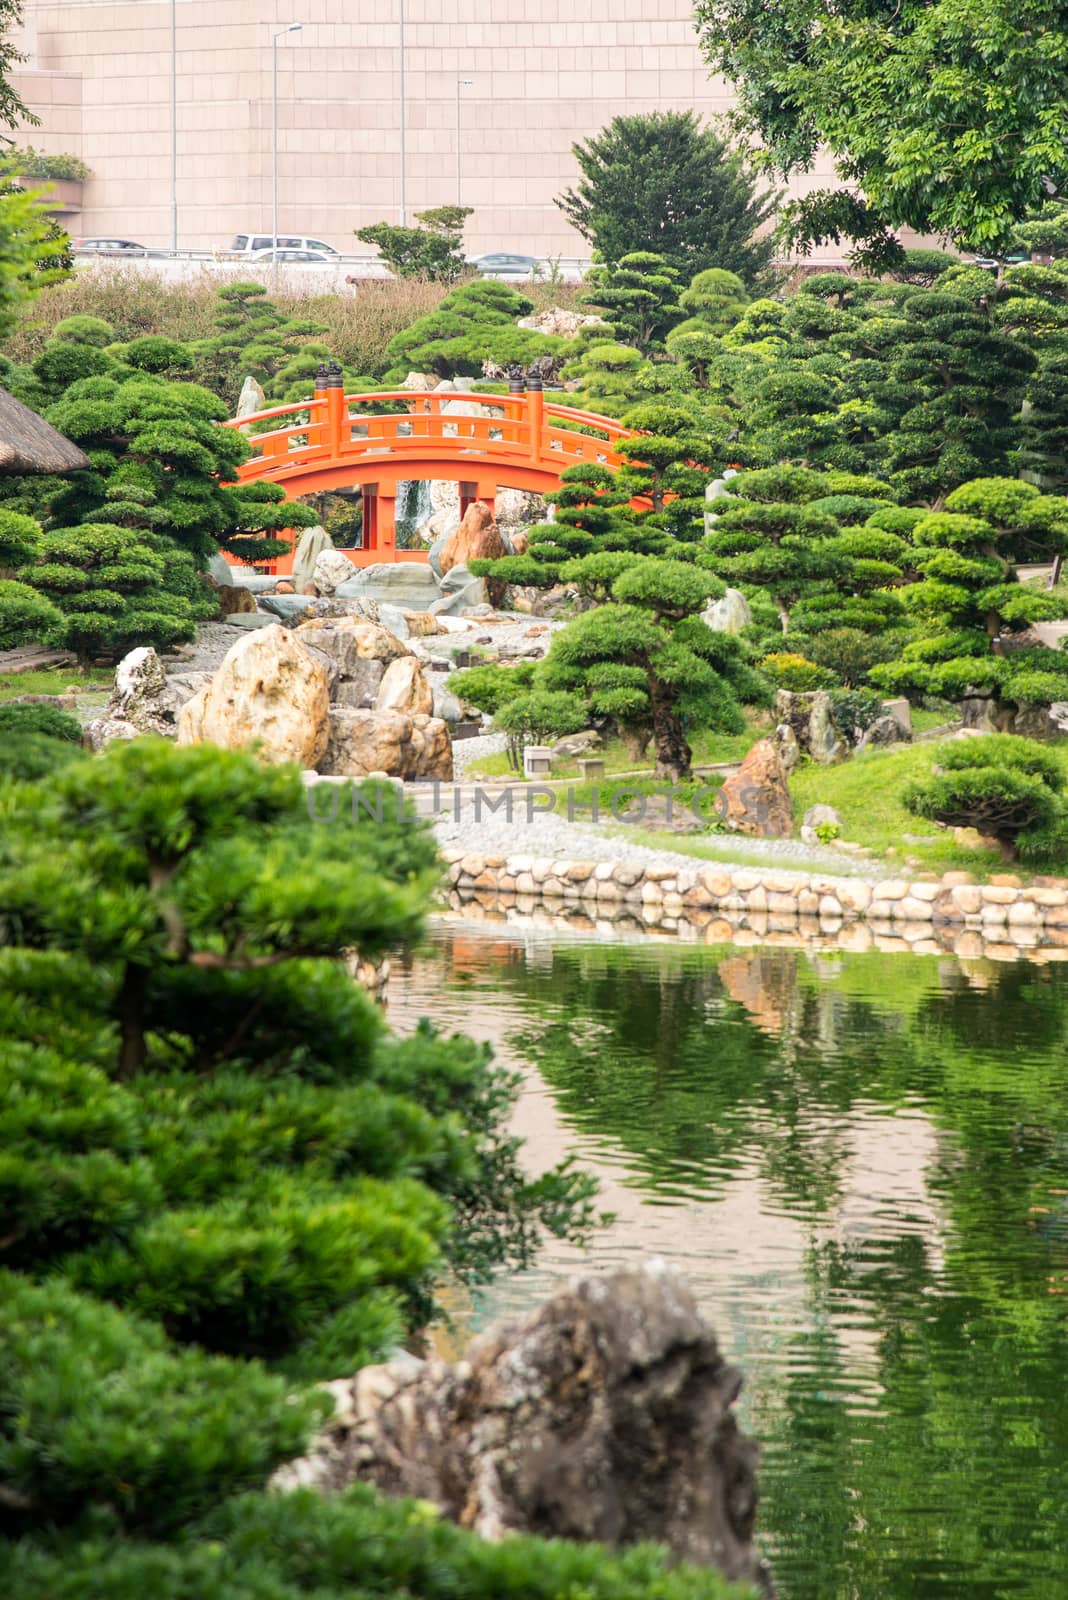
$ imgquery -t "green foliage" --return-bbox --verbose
[0,180,73,342]
[826,687,884,743]
[0,506,40,569]
[0,738,607,1598]
[0,699,81,741]
[383,278,550,380]
[695,0,1068,261]
[868,479,1068,708]
[0,575,62,649]
[903,734,1067,856]
[558,110,777,285]
[19,523,193,660]
[579,252,684,356]
[4,1483,745,1600]
[757,651,833,692]
[447,659,536,715]
[188,282,337,408]
[7,146,91,182]
[357,206,473,284]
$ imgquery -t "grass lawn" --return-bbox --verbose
[462,724,760,782]
[471,721,1068,882]
[0,666,112,702]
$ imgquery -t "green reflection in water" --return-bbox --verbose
[395,935,1068,1599]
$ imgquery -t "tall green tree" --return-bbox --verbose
[558,110,777,286]
[694,0,1068,264]
[0,738,750,1600]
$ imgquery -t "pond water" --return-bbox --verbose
[390,923,1068,1600]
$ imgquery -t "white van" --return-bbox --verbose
[230,233,339,256]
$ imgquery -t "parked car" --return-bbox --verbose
[467,252,540,280]
[231,233,339,256]
[250,247,336,264]
[72,237,150,255]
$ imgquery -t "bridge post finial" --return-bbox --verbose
[524,366,544,463]
[507,363,526,393]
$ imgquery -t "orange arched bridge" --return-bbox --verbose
[224,370,641,570]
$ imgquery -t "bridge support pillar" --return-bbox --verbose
[459,478,497,524]
[363,485,396,558]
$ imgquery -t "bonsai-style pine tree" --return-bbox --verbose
[665,267,750,386]
[869,477,1068,713]
[382,277,559,380]
[904,735,1067,860]
[358,203,473,283]
[189,282,347,408]
[578,252,685,356]
[21,522,192,659]
[4,741,732,1600]
[537,557,768,779]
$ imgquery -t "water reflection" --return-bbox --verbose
[390,926,1068,1600]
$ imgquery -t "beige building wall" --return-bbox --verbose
[10,0,842,260]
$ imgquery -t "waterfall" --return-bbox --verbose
[394,480,433,549]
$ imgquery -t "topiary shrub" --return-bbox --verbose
[758,651,836,691]
[807,626,903,687]
[0,507,43,573]
[447,660,536,715]
[0,701,82,742]
[20,523,196,661]
[495,688,588,771]
[827,687,884,742]
[903,734,1066,858]
[0,577,63,650]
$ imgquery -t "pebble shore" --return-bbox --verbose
[437,848,1068,959]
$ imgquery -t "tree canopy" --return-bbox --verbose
[558,110,777,285]
[694,0,1068,264]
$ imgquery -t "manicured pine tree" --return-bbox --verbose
[868,477,1068,713]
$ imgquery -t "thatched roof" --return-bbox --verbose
[0,385,89,475]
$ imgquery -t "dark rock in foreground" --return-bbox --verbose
[273,1261,771,1594]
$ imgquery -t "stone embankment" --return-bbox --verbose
[438,849,1068,960]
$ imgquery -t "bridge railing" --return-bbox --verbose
[225,387,636,482]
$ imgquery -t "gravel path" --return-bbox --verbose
[427,793,884,879]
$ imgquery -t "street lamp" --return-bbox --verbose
[170,0,178,252]
[398,0,407,224]
[455,78,473,208]
[272,22,303,264]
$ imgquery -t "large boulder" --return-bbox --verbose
[331,659,385,709]
[437,500,505,576]
[717,738,793,837]
[775,690,849,765]
[516,306,607,338]
[177,624,330,767]
[313,548,358,597]
[322,708,452,780]
[85,646,182,750]
[271,1263,768,1593]
[298,619,412,666]
[701,587,752,634]
[374,655,433,716]
[856,714,910,752]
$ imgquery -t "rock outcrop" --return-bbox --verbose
[85,646,184,749]
[775,690,848,766]
[322,708,452,780]
[272,1263,768,1594]
[437,500,505,575]
[374,655,433,716]
[702,588,752,635]
[177,624,330,767]
[313,548,359,597]
[298,618,412,665]
[717,738,794,837]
